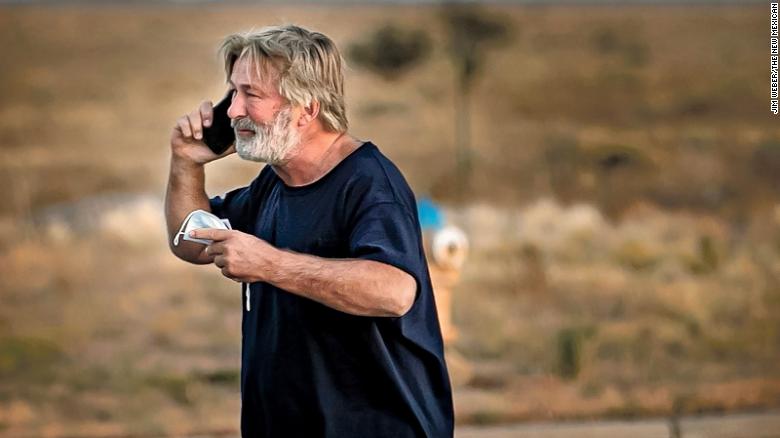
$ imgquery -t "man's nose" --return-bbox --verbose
[227,92,246,120]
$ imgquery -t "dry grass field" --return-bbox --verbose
[0,2,779,436]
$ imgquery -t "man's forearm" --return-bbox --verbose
[164,156,212,264]
[265,249,417,318]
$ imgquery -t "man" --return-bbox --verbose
[164,25,453,437]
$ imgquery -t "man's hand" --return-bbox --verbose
[191,228,278,283]
[171,100,235,165]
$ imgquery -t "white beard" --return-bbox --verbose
[232,107,301,165]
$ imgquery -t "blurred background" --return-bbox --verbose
[1,0,779,436]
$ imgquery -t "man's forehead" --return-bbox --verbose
[230,56,277,90]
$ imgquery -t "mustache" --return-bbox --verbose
[231,117,257,130]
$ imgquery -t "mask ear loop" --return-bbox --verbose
[173,209,200,246]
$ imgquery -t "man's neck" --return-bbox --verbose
[271,131,362,187]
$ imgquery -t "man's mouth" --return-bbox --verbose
[236,128,256,137]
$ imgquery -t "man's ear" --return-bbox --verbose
[297,100,320,127]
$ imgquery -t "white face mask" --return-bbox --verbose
[173,209,232,246]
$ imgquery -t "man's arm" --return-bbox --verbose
[164,158,212,264]
[190,228,417,317]
[165,101,235,264]
[270,251,417,318]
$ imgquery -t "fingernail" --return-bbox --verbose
[189,231,195,237]
[204,120,211,127]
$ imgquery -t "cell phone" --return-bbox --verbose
[202,91,235,155]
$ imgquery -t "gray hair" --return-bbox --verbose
[219,25,348,133]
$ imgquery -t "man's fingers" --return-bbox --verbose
[213,255,226,268]
[206,241,226,256]
[187,112,203,140]
[221,267,240,282]
[190,228,233,241]
[176,116,192,138]
[200,101,214,128]
[175,100,213,141]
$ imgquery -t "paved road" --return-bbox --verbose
[456,410,780,438]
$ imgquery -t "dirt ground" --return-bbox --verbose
[1,2,779,436]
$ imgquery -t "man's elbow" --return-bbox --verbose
[388,273,417,317]
[168,241,212,265]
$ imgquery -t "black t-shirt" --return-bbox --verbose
[209,142,454,437]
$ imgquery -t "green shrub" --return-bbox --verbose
[556,326,595,379]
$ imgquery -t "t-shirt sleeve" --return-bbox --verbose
[348,201,425,295]
[209,186,253,233]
